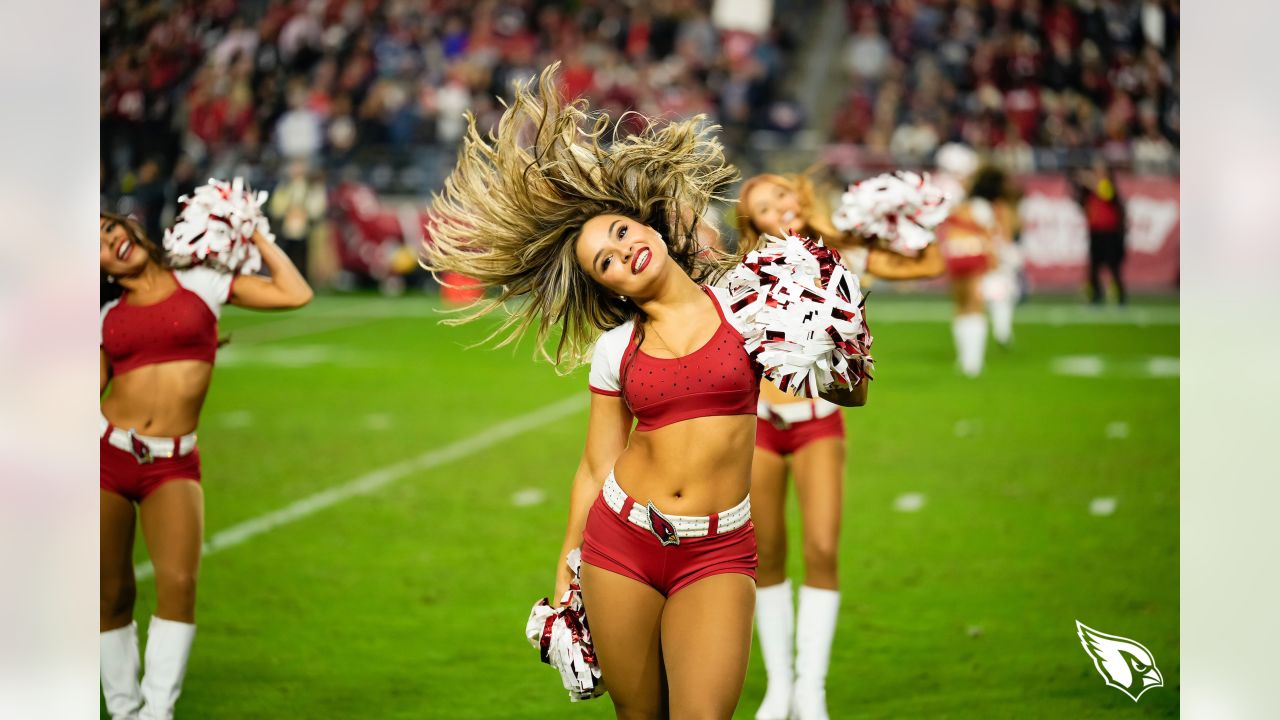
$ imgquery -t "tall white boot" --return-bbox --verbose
[101,622,143,720]
[989,298,1014,346]
[139,617,196,720]
[952,313,988,377]
[754,580,794,720]
[793,586,840,720]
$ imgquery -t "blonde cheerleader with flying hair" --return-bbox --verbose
[423,65,868,719]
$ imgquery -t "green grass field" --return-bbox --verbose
[110,293,1179,719]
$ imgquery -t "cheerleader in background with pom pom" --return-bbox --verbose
[935,165,1019,377]
[99,210,311,720]
[736,173,944,720]
[424,65,866,719]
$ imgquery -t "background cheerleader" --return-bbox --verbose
[99,211,311,719]
[736,172,943,720]
[422,67,866,719]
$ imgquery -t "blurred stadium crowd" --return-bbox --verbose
[100,0,1178,291]
[829,0,1179,174]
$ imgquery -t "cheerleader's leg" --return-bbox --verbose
[749,441,794,720]
[662,572,756,719]
[579,563,668,719]
[101,489,143,719]
[137,480,203,720]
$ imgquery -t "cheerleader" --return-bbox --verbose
[975,166,1023,348]
[736,174,943,720]
[99,212,311,719]
[937,166,1017,376]
[422,66,866,719]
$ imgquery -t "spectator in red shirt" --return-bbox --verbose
[1073,158,1128,305]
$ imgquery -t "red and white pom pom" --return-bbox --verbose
[524,549,605,702]
[163,177,275,275]
[723,233,874,398]
[831,171,952,255]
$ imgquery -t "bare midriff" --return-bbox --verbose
[612,413,756,516]
[101,360,213,436]
[759,380,808,406]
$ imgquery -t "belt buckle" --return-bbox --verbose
[645,502,680,547]
[127,429,154,465]
[766,409,792,430]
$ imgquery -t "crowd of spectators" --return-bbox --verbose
[101,0,807,238]
[829,0,1179,174]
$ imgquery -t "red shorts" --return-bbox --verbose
[946,253,991,277]
[581,493,757,597]
[755,411,845,457]
[100,436,202,502]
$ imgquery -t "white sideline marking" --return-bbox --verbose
[218,410,254,429]
[894,492,926,513]
[1147,356,1180,377]
[1052,355,1105,377]
[1090,497,1118,516]
[1105,421,1130,439]
[134,395,588,580]
[511,488,546,507]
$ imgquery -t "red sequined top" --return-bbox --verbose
[100,267,234,376]
[589,285,761,432]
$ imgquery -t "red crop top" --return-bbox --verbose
[100,267,234,376]
[588,285,761,432]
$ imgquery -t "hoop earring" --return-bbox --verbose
[618,295,628,302]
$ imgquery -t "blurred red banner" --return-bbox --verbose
[1018,175,1180,291]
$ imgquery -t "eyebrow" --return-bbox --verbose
[592,220,622,270]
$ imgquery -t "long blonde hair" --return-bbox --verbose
[422,63,738,371]
[734,172,844,254]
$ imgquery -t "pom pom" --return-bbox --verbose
[723,233,874,398]
[524,548,605,702]
[163,177,275,275]
[831,171,952,255]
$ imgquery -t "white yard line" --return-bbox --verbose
[134,394,587,580]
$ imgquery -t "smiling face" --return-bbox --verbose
[744,179,804,237]
[99,215,152,277]
[574,213,668,299]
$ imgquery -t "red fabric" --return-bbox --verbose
[580,492,757,597]
[1084,193,1121,232]
[754,411,845,457]
[938,214,992,277]
[101,284,219,376]
[100,436,202,502]
[620,286,761,432]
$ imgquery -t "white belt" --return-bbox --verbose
[100,415,198,464]
[757,398,841,428]
[602,473,750,546]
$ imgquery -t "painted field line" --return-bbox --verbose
[134,394,588,580]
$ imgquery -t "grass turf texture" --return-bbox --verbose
[110,294,1178,719]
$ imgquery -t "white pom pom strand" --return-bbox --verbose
[831,171,953,255]
[163,177,276,275]
[723,233,874,398]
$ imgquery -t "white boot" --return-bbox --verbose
[952,313,988,377]
[101,622,143,720]
[754,580,794,720]
[793,586,840,720]
[139,617,196,720]
[989,298,1014,347]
